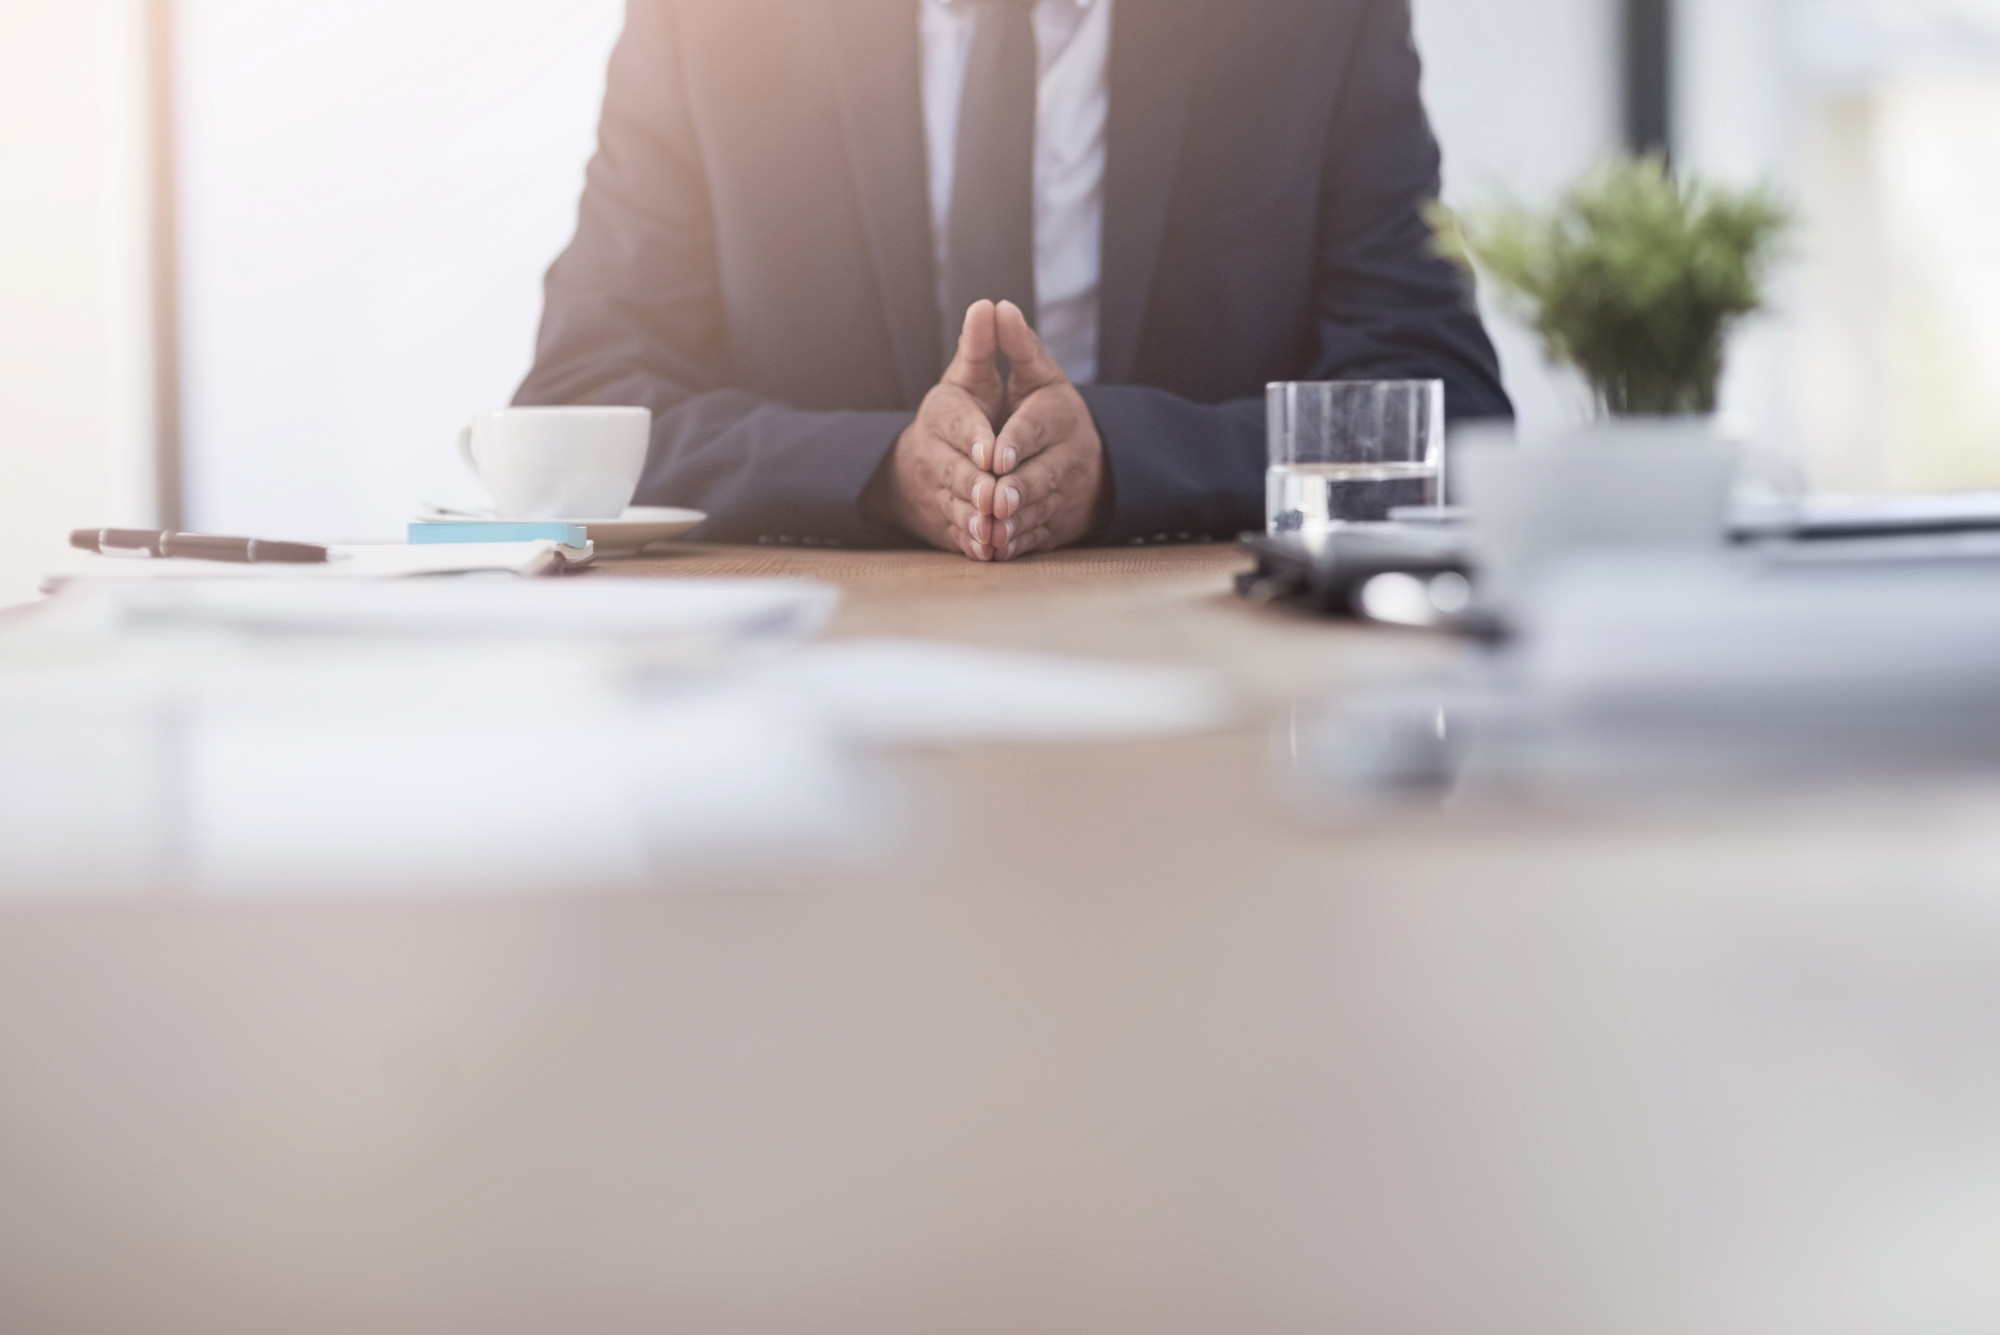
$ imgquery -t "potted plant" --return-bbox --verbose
[1428,157,1795,598]
[1430,154,1791,420]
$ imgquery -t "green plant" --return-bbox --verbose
[1429,155,1793,417]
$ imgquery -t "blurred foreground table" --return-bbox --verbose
[3,546,1999,1334]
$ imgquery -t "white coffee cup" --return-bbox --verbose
[457,406,651,520]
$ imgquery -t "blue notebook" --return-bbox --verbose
[409,521,589,549]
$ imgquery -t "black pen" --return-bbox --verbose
[70,529,331,565]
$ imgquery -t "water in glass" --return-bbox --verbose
[1266,380,1446,535]
[1267,460,1439,533]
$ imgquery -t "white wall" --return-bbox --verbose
[1676,0,1802,466]
[1414,0,1624,440]
[0,0,160,607]
[1677,0,2000,492]
[176,0,627,541]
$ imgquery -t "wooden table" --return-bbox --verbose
[4,547,1999,1334]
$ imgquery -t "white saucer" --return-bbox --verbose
[420,506,707,558]
[573,506,707,556]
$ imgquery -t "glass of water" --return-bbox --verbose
[1266,380,1446,535]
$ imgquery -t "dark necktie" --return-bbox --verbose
[946,0,1039,335]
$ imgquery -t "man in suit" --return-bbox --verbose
[517,0,1510,561]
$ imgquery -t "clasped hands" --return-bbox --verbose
[874,300,1106,562]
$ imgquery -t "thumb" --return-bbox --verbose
[996,300,1065,393]
[947,300,1000,381]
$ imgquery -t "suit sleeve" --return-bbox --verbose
[513,0,909,547]
[1079,0,1511,546]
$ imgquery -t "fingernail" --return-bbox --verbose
[974,478,991,510]
[1006,486,1021,514]
[1006,519,1017,542]
[999,446,1017,473]
[1006,541,1018,560]
[974,440,990,470]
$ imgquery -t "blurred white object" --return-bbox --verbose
[183,685,873,897]
[759,639,1237,746]
[1304,550,2000,803]
[1521,556,2000,697]
[1505,555,2000,788]
[0,645,880,898]
[0,576,861,897]
[1442,418,1517,508]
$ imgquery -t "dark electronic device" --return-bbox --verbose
[1238,527,1484,630]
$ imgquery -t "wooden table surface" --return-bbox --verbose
[4,546,1999,1334]
[604,540,1452,690]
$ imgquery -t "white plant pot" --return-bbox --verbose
[1464,416,1737,608]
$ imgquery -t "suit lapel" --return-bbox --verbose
[824,0,943,407]
[1099,0,1206,385]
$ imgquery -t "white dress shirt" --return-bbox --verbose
[921,0,1111,385]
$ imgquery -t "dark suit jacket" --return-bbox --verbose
[517,0,1511,547]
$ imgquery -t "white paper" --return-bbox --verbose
[51,576,842,645]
